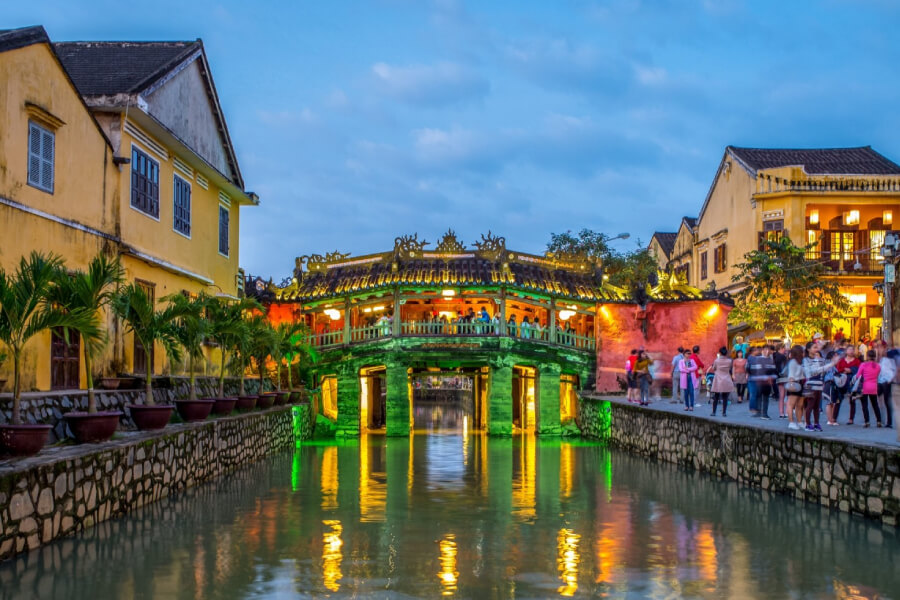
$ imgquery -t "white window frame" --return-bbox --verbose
[27,121,55,194]
[218,204,230,258]
[130,143,161,222]
[173,173,192,239]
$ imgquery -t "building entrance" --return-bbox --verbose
[512,366,537,431]
[411,368,488,432]
[360,367,386,432]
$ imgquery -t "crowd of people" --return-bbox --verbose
[624,334,899,440]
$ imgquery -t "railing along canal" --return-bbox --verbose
[307,322,594,351]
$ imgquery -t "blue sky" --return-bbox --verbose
[5,1,900,280]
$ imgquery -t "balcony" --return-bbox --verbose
[307,321,596,352]
[808,252,885,276]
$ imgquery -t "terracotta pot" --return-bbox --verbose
[98,377,121,390]
[64,411,122,443]
[207,397,237,416]
[273,392,290,406]
[0,424,52,456]
[288,391,303,404]
[128,405,174,431]
[235,395,258,410]
[175,399,215,422]
[256,394,276,409]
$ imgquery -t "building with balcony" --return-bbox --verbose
[655,146,900,343]
[248,230,730,437]
[0,26,256,391]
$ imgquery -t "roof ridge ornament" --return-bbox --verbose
[473,231,506,260]
[434,229,466,253]
[394,233,429,259]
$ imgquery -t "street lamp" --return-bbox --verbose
[607,232,630,242]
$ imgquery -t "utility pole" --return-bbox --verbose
[881,233,898,343]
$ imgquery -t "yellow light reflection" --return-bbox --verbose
[321,446,338,511]
[696,524,718,582]
[322,519,343,592]
[525,378,536,430]
[560,443,574,500]
[359,435,386,522]
[513,434,536,520]
[557,528,581,596]
[321,376,338,420]
[360,376,369,432]
[438,534,459,596]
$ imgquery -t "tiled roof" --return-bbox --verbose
[53,40,201,96]
[682,216,697,229]
[728,146,900,175]
[650,232,677,257]
[0,25,49,53]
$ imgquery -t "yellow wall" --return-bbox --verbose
[647,237,669,271]
[668,222,695,284]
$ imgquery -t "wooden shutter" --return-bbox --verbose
[28,122,54,192]
[219,205,230,256]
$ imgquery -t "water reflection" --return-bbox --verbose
[1,436,898,599]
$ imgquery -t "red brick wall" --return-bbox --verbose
[595,300,731,393]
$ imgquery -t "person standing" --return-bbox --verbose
[710,347,734,417]
[690,346,705,406]
[773,344,788,418]
[670,346,684,404]
[746,346,762,415]
[732,350,748,403]
[634,350,652,406]
[626,349,638,403]
[857,349,883,427]
[835,347,861,424]
[784,345,806,430]
[878,347,896,429]
[678,348,699,411]
[749,345,776,420]
[802,345,829,432]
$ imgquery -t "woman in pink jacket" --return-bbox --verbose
[857,349,883,427]
[678,348,699,411]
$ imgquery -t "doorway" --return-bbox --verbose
[50,327,80,390]
[512,366,537,431]
[360,366,387,432]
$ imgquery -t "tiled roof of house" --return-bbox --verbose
[53,40,201,96]
[682,216,697,229]
[0,25,49,53]
[728,146,900,175]
[650,232,677,257]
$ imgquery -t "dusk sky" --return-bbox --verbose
[5,1,900,280]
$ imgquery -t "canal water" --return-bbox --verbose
[1,435,897,599]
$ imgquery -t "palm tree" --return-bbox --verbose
[207,296,261,397]
[112,283,183,406]
[165,293,211,401]
[48,253,124,414]
[0,252,94,424]
[247,313,276,392]
[273,321,316,391]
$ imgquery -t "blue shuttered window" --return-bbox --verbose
[27,122,54,193]
[218,205,230,256]
[131,147,159,218]
[173,176,191,236]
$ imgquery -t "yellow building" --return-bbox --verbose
[648,231,676,273]
[666,146,900,342]
[0,26,257,392]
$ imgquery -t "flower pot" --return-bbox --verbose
[288,391,303,404]
[273,392,290,406]
[98,377,121,390]
[175,399,215,422]
[128,405,174,430]
[64,411,123,443]
[256,393,276,409]
[0,378,7,391]
[0,424,52,456]
[235,395,258,410]
[206,397,237,416]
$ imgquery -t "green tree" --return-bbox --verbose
[246,313,276,390]
[730,236,850,339]
[272,321,316,391]
[207,296,261,397]
[546,228,657,297]
[0,252,95,424]
[49,253,124,414]
[113,283,183,406]
[165,293,211,401]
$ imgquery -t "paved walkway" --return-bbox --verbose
[593,392,900,449]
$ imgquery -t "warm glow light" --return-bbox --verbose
[845,210,860,226]
[438,534,459,596]
[438,311,456,320]
[320,446,338,511]
[322,520,343,592]
[442,289,455,297]
[557,528,581,596]
[809,209,819,225]
[363,307,372,313]
[705,304,719,318]
[324,308,341,321]
[600,305,610,319]
[373,305,386,312]
[559,310,576,321]
[844,293,867,306]
[885,210,893,225]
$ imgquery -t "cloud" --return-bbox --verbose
[371,61,490,107]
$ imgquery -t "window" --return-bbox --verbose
[700,251,708,280]
[173,175,191,236]
[218,205,230,256]
[131,147,160,218]
[831,231,854,261]
[27,121,54,193]
[806,230,820,259]
[759,219,784,250]
[870,230,886,262]
[713,244,727,273]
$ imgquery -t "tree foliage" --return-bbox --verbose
[730,236,850,339]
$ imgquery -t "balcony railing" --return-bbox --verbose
[307,322,595,351]
[808,253,885,274]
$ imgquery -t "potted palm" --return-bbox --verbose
[248,315,277,409]
[51,253,125,443]
[166,293,215,422]
[113,283,183,430]
[0,252,89,455]
[206,296,260,415]
[0,351,7,391]
[233,315,260,410]
[274,321,316,405]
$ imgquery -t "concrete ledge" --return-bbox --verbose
[578,395,900,525]
[0,406,294,562]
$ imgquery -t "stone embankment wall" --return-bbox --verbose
[0,406,294,561]
[0,377,270,443]
[578,396,900,525]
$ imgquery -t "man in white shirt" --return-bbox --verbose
[670,346,684,403]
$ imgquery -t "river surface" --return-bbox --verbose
[1,434,897,599]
